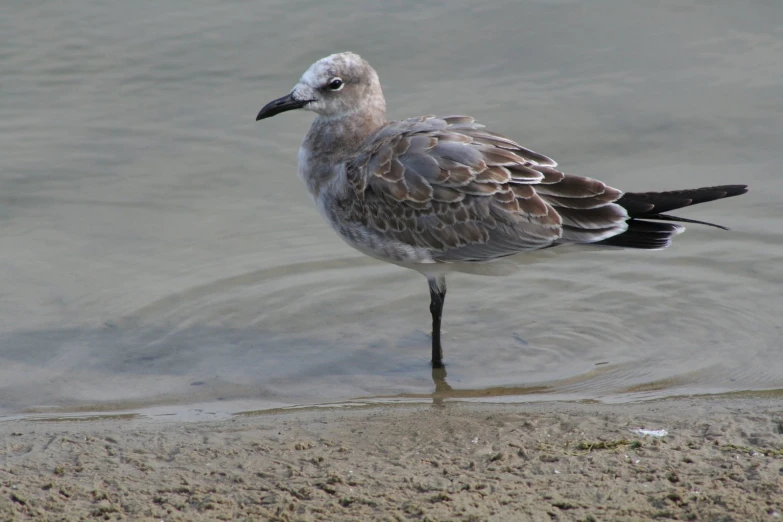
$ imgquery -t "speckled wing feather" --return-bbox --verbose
[344,116,628,262]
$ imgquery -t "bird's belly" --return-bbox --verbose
[331,220,435,265]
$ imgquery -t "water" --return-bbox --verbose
[1,0,781,418]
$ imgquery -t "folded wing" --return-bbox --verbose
[345,115,628,262]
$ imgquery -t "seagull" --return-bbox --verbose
[255,52,748,368]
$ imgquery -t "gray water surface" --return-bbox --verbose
[1,0,781,418]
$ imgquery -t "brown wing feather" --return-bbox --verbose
[345,116,628,261]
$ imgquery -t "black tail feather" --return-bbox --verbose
[641,213,731,231]
[615,184,748,218]
[596,184,747,250]
[596,220,684,249]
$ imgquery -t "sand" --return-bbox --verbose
[2,397,782,521]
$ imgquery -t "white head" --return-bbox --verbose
[256,52,386,121]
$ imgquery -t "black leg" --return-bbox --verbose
[428,275,447,368]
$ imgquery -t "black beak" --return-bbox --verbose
[255,93,310,121]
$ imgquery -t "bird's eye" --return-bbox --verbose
[327,77,344,91]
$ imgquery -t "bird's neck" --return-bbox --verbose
[299,109,386,198]
[304,109,386,161]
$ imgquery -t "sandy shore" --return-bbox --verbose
[2,397,782,521]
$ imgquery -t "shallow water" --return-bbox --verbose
[1,0,781,418]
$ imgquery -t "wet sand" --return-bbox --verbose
[2,397,782,521]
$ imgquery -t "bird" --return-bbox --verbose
[255,52,748,368]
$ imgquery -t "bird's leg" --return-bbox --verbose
[428,275,447,368]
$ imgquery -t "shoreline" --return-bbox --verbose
[2,397,782,520]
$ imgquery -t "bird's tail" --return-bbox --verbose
[596,185,748,249]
